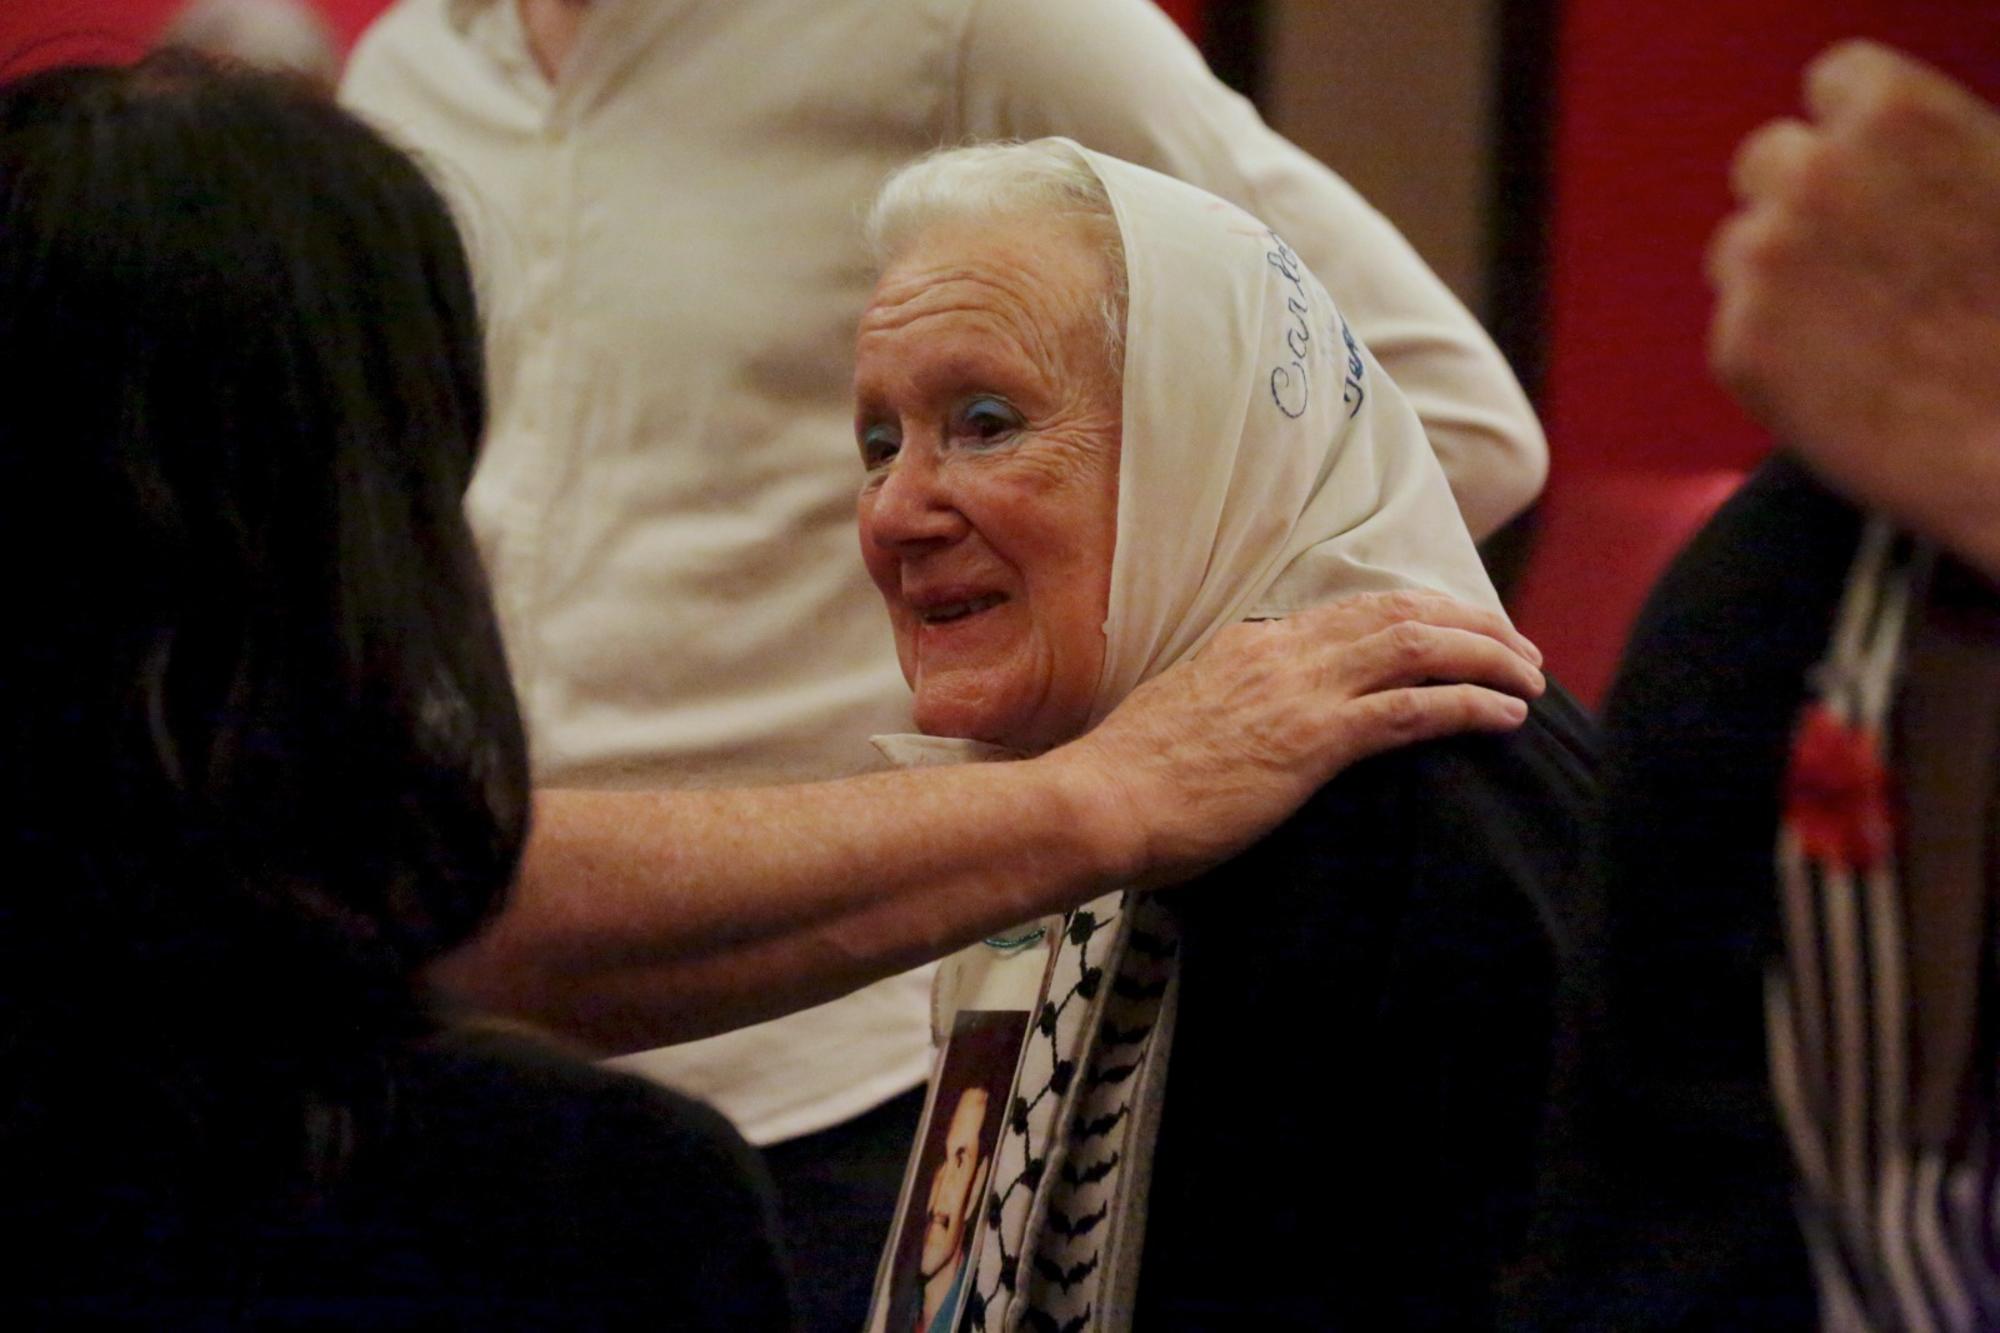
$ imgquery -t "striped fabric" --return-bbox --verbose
[1765,520,2000,1332]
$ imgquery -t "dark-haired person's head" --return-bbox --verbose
[0,56,525,1139]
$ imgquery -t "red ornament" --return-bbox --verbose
[1782,702,1896,871]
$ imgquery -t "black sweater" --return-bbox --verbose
[1137,685,1597,1329]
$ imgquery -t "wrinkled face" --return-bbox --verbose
[920,1087,991,1276]
[854,215,1122,752]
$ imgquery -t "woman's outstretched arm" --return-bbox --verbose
[434,591,1546,1047]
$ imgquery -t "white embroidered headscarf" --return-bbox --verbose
[1084,142,1502,724]
[869,141,1509,1333]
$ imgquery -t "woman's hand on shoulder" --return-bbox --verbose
[1041,590,1544,889]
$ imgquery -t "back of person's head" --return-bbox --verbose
[0,56,527,1169]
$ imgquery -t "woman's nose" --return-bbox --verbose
[864,450,967,550]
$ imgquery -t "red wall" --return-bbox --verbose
[2,0,1208,74]
[0,0,392,73]
[1155,0,1207,46]
[1514,1,2000,706]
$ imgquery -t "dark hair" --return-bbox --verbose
[0,56,527,1181]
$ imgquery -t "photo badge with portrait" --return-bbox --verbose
[869,923,1057,1333]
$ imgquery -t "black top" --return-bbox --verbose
[1136,684,1597,1329]
[1503,455,1849,1329]
[7,1027,797,1330]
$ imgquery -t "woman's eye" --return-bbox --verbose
[955,396,1023,445]
[859,425,900,470]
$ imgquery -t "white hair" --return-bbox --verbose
[866,139,1128,374]
[160,0,339,87]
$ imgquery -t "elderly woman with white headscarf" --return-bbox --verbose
[852,141,1594,1332]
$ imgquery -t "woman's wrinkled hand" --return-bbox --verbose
[1042,590,1544,888]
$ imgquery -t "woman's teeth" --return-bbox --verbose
[921,594,1004,624]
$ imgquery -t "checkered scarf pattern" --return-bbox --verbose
[957,890,1179,1333]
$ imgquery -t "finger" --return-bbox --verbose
[1294,589,1543,666]
[1337,620,1547,700]
[1336,685,1529,765]
[1704,206,1756,292]
[1803,40,1907,127]
[1704,210,1780,399]
[1706,272,1757,410]
[1803,40,1978,136]
[1729,118,1816,203]
[1704,179,1825,402]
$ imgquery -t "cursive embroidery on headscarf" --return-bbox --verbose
[1266,233,1313,419]
[1339,314,1366,419]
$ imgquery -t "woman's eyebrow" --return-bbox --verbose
[911,345,1050,403]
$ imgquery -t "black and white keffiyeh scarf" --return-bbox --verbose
[866,731,1182,1333]
[955,890,1178,1332]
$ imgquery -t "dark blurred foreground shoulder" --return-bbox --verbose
[6,1024,799,1330]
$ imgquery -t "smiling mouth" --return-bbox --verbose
[917,593,1006,625]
